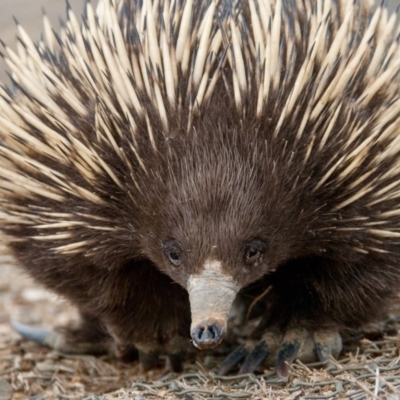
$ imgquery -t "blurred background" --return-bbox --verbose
[0,0,399,82]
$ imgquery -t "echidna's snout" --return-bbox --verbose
[188,260,240,350]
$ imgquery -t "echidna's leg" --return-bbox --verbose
[12,312,112,355]
[164,333,189,372]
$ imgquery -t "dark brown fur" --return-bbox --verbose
[2,0,400,371]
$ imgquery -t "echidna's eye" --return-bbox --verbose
[163,239,182,267]
[243,240,267,266]
[167,251,181,266]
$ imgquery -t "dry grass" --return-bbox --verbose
[1,255,400,400]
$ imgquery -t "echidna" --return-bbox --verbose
[1,0,400,376]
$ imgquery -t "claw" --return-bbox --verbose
[314,329,342,362]
[218,319,342,376]
[218,344,249,375]
[239,340,270,374]
[139,350,160,371]
[276,341,300,378]
[115,344,139,363]
[315,342,330,362]
[11,320,64,349]
[168,354,184,373]
[11,319,112,354]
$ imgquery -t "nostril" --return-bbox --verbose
[208,324,218,339]
[193,326,205,341]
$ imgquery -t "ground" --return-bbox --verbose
[1,250,400,400]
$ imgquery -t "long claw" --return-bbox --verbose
[219,320,342,376]
[218,344,249,375]
[12,319,114,355]
[168,354,184,373]
[314,329,342,361]
[11,320,59,348]
[276,341,300,378]
[139,350,160,371]
[115,344,139,363]
[239,341,270,374]
[315,342,331,362]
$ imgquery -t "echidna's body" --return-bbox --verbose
[1,0,400,374]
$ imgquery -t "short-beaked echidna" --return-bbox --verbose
[1,0,400,375]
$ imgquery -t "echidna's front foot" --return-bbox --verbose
[218,324,342,377]
[114,333,189,373]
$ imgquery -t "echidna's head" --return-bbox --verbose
[138,126,305,350]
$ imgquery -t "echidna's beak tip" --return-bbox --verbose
[191,320,225,350]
